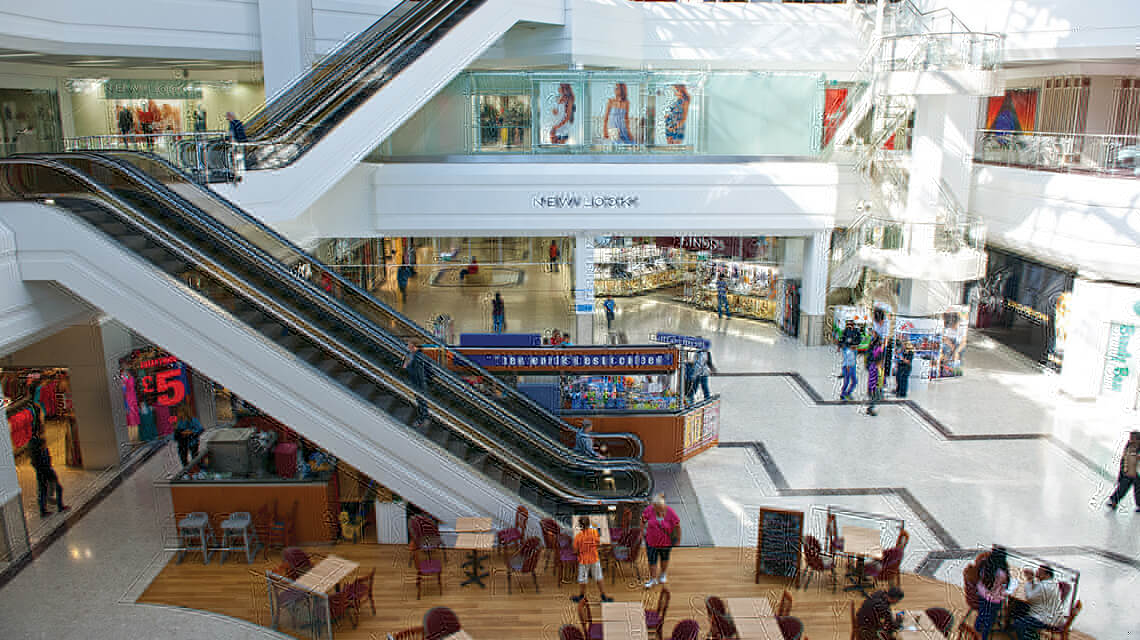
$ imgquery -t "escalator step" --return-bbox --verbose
[391,405,414,425]
[119,235,148,250]
[335,372,356,386]
[518,485,539,505]
[277,335,302,351]
[159,260,188,274]
[140,247,167,260]
[238,311,264,325]
[372,393,396,413]
[499,473,521,493]
[296,347,319,362]
[316,359,341,374]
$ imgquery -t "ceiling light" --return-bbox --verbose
[0,52,40,59]
[71,59,122,65]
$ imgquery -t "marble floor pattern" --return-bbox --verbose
[1,292,1138,638]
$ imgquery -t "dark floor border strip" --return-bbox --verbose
[714,371,1110,480]
[0,440,165,591]
[914,544,1140,578]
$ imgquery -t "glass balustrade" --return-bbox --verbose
[975,130,1140,179]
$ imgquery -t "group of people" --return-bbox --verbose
[838,308,914,416]
[971,548,1069,640]
[571,493,681,603]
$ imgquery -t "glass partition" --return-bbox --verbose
[370,70,825,159]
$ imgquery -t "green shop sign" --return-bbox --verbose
[103,79,203,100]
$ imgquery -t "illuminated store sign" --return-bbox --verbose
[531,193,640,209]
[457,348,676,372]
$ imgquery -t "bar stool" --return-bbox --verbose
[221,511,261,564]
[177,511,215,564]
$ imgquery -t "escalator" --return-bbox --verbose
[0,151,651,519]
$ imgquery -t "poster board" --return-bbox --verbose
[754,508,803,582]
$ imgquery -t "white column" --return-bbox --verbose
[258,0,315,99]
[0,402,30,565]
[800,231,831,346]
[573,233,595,345]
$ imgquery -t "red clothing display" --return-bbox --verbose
[7,409,34,450]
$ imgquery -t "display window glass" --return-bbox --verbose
[563,374,681,412]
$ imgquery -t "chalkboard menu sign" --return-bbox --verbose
[754,508,804,582]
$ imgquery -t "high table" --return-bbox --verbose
[840,525,883,594]
[600,601,648,640]
[454,517,494,588]
[724,597,781,640]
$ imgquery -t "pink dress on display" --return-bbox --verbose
[122,373,140,426]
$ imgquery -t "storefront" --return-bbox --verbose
[66,78,264,138]
[446,342,720,463]
[0,88,64,157]
[118,347,199,443]
[1059,278,1140,407]
[968,248,1075,370]
[3,368,79,465]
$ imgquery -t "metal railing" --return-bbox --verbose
[857,214,986,257]
[975,129,1140,178]
[65,132,235,183]
[875,31,1003,72]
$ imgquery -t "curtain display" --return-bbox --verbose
[986,89,1039,132]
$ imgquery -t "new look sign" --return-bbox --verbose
[531,193,640,210]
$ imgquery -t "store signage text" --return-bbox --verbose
[138,356,187,407]
[531,193,639,210]
[467,352,674,370]
[1103,323,1136,393]
[652,333,710,350]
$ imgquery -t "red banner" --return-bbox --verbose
[655,236,761,258]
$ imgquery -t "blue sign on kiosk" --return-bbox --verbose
[459,333,543,347]
[652,332,710,350]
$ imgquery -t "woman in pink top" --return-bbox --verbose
[641,493,681,588]
[975,547,1009,640]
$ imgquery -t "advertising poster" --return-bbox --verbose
[938,306,969,378]
[537,81,581,146]
[893,317,942,382]
[590,80,642,147]
[652,82,696,148]
[683,409,701,452]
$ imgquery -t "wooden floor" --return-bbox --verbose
[138,544,1091,640]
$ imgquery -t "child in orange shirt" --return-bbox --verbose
[571,516,613,603]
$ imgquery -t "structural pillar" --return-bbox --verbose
[258,0,315,99]
[906,93,980,222]
[573,233,595,345]
[0,404,30,566]
[799,230,831,347]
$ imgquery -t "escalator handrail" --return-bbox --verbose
[0,156,650,505]
[245,0,476,145]
[243,0,443,137]
[98,150,645,460]
[65,151,642,474]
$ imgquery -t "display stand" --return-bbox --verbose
[754,508,804,582]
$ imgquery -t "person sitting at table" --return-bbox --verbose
[1010,566,1066,640]
[459,257,479,282]
[571,516,613,604]
[855,587,904,640]
[975,547,1009,640]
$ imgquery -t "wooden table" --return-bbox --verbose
[840,525,883,593]
[454,517,494,588]
[294,555,359,593]
[574,514,612,546]
[895,611,940,640]
[725,597,774,619]
[732,616,783,640]
[443,631,475,640]
[600,601,648,640]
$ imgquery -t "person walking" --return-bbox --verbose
[173,403,204,466]
[865,333,884,416]
[603,295,616,330]
[839,332,858,401]
[27,417,66,517]
[396,264,412,303]
[894,345,914,399]
[116,105,135,147]
[571,515,613,603]
[974,547,1009,640]
[642,493,680,588]
[1107,431,1140,511]
[403,341,432,427]
[688,346,717,402]
[491,291,506,334]
[715,275,730,319]
[548,240,560,273]
[225,111,248,142]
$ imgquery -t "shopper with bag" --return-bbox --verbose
[491,292,506,334]
[1107,431,1140,511]
[27,412,66,517]
[642,493,681,588]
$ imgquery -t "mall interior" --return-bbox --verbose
[0,0,1137,638]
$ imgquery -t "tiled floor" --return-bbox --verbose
[2,290,1138,638]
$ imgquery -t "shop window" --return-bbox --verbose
[476,95,531,152]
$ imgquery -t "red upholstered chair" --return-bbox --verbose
[504,536,542,594]
[560,624,586,640]
[346,567,376,616]
[894,528,910,553]
[328,589,358,630]
[497,505,529,557]
[645,587,670,638]
[777,589,794,617]
[541,517,561,571]
[1043,600,1081,640]
[706,596,735,640]
[777,616,804,640]
[865,546,903,588]
[924,607,954,637]
[577,597,603,640]
[282,547,313,579]
[388,627,424,640]
[557,533,579,586]
[423,607,461,640]
[801,535,837,591]
[415,547,443,600]
[610,526,643,584]
[671,619,700,640]
[412,515,444,560]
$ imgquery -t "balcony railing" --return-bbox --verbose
[65,132,236,183]
[875,31,1003,72]
[975,130,1140,179]
[859,215,986,256]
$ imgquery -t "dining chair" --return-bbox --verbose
[386,627,424,640]
[541,517,561,571]
[610,526,643,584]
[497,505,529,558]
[801,535,837,591]
[705,595,735,640]
[557,533,578,587]
[924,607,954,637]
[504,536,542,594]
[347,567,376,616]
[577,597,603,640]
[423,607,461,640]
[412,514,444,562]
[282,547,313,579]
[1042,600,1081,640]
[777,615,804,640]
[670,619,700,640]
[328,589,358,630]
[777,589,794,616]
[864,546,903,588]
[645,587,670,638]
[894,528,910,552]
[955,620,982,640]
[559,624,586,640]
[415,547,443,600]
